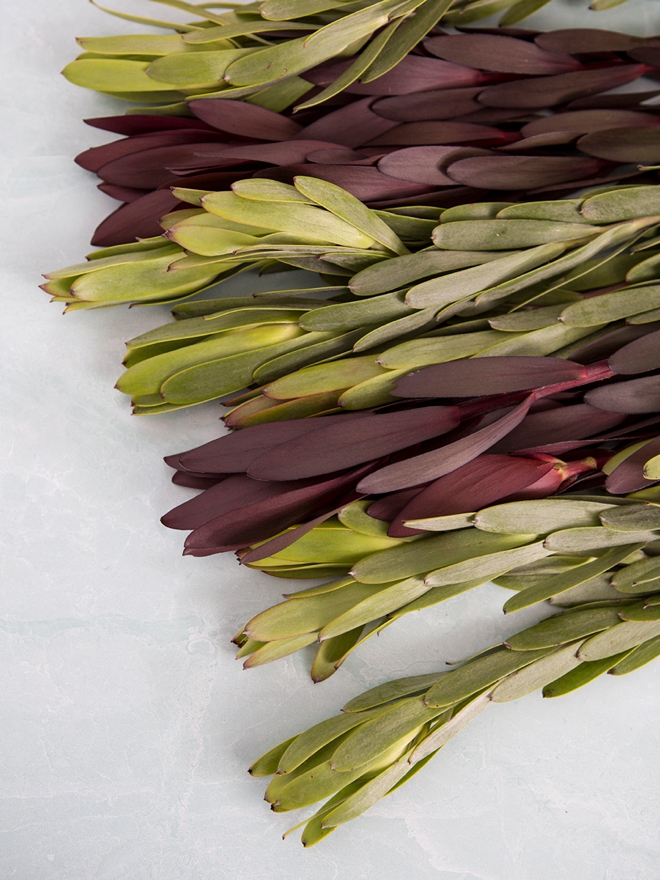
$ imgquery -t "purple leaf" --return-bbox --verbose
[306,56,483,95]
[173,413,370,475]
[499,131,581,152]
[365,121,510,147]
[357,397,533,494]
[96,183,148,203]
[520,109,657,138]
[570,324,660,366]
[388,454,555,536]
[566,90,660,110]
[373,87,483,122]
[378,147,462,184]
[294,98,399,148]
[95,143,240,189]
[577,127,660,164]
[477,65,646,109]
[393,357,587,399]
[76,130,222,173]
[84,114,217,136]
[585,377,660,414]
[366,487,426,522]
[189,99,303,141]
[491,404,626,453]
[171,471,225,490]
[181,466,372,554]
[424,34,579,75]
[91,189,183,247]
[606,435,660,494]
[609,328,660,375]
[189,139,344,167]
[247,406,460,481]
[627,43,660,67]
[533,29,645,54]
[445,154,603,189]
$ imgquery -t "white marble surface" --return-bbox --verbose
[3,1,660,877]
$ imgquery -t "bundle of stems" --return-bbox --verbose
[74,27,660,247]
[249,581,660,845]
[63,1,647,122]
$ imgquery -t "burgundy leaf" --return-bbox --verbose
[365,121,510,147]
[189,99,303,140]
[91,189,183,247]
[388,454,555,536]
[75,131,223,173]
[445,154,603,189]
[357,397,533,494]
[187,139,343,167]
[424,34,579,75]
[306,148,374,164]
[255,164,431,201]
[627,43,660,67]
[567,90,660,110]
[533,29,645,54]
[372,88,483,122]
[393,357,587,399]
[491,404,626,453]
[307,56,484,96]
[577,126,660,163]
[477,65,646,109]
[606,434,660,493]
[96,183,148,203]
[499,131,581,152]
[520,109,657,138]
[295,98,399,148]
[585,376,660,414]
[571,324,660,366]
[609,328,660,375]
[378,147,462,184]
[182,466,372,554]
[247,406,460,481]
[173,413,370,475]
[96,143,241,188]
[366,487,426,522]
[84,114,217,136]
[171,471,225,490]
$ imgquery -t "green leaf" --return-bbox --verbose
[311,628,365,681]
[409,692,491,763]
[243,632,320,667]
[433,220,597,252]
[549,573,630,607]
[581,186,660,223]
[502,544,644,614]
[561,285,660,327]
[331,696,444,772]
[475,323,598,358]
[230,179,312,204]
[645,454,660,480]
[202,191,376,247]
[441,203,513,222]
[361,0,453,82]
[183,20,315,43]
[406,243,567,309]
[403,513,474,532]
[295,176,408,255]
[263,355,384,399]
[278,709,383,775]
[62,58,184,92]
[338,370,408,410]
[474,500,614,536]
[424,647,552,708]
[338,501,394,538]
[542,651,632,697]
[578,619,660,662]
[544,528,657,553]
[379,329,510,369]
[349,250,500,297]
[77,34,196,55]
[245,581,385,641]
[488,303,565,332]
[249,736,298,777]
[490,642,583,702]
[352,307,437,352]
[609,635,660,675]
[259,0,346,21]
[259,522,400,565]
[252,329,362,385]
[600,504,660,533]
[343,673,447,713]
[321,758,413,827]
[611,556,660,593]
[352,530,537,585]
[506,608,623,651]
[619,604,660,622]
[424,541,548,588]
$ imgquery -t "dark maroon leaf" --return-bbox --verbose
[75,131,223,173]
[393,357,587,399]
[306,148,374,164]
[295,98,399,148]
[372,88,483,122]
[627,43,660,67]
[609,328,660,375]
[357,397,533,494]
[577,126,660,164]
[246,406,460,481]
[172,471,225,490]
[366,121,509,147]
[445,154,603,189]
[567,90,660,110]
[606,434,660,493]
[255,164,431,201]
[173,413,370,475]
[91,189,183,247]
[95,143,242,188]
[97,183,147,203]
[585,376,660,414]
[84,114,217,136]
[186,139,343,168]
[477,65,646,109]
[521,109,657,138]
[189,98,303,140]
[388,454,554,536]
[499,131,581,152]
[366,487,426,522]
[424,34,579,75]
[533,29,644,54]
[181,466,372,554]
[378,147,461,184]
[240,504,351,564]
[570,324,660,366]
[491,404,626,453]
